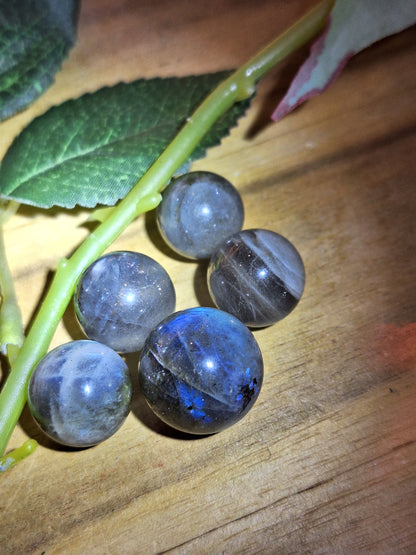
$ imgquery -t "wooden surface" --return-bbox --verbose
[1,1,416,553]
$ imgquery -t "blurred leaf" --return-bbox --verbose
[0,0,80,121]
[0,71,249,209]
[272,0,416,121]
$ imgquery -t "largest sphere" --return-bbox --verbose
[139,307,263,434]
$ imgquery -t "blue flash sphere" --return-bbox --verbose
[139,307,263,434]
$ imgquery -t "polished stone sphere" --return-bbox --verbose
[207,229,305,327]
[27,340,132,448]
[157,171,244,259]
[74,251,176,353]
[139,307,263,434]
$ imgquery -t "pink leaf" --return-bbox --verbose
[272,0,416,121]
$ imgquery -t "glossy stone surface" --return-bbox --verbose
[208,229,305,327]
[157,171,244,259]
[74,251,175,353]
[27,340,132,448]
[139,307,263,434]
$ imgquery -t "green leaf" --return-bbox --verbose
[0,71,250,209]
[0,0,80,121]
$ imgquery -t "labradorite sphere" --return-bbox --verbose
[27,340,132,448]
[74,251,176,353]
[207,229,305,327]
[157,171,244,259]
[139,307,263,434]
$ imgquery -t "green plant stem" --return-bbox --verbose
[0,439,38,471]
[0,0,333,457]
[0,201,25,365]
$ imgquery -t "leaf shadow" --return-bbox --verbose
[244,43,312,140]
[0,354,11,390]
[15,202,90,221]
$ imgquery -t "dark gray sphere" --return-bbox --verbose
[207,229,305,327]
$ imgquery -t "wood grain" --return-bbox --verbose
[1,2,416,553]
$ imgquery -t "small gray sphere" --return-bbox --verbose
[157,171,244,259]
